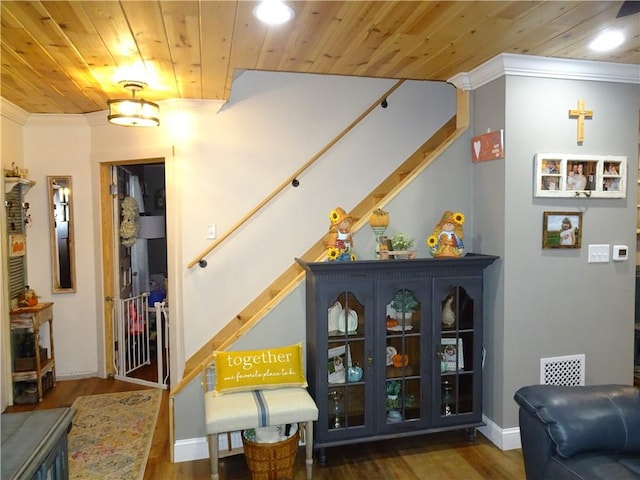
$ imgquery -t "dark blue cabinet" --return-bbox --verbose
[298,254,497,463]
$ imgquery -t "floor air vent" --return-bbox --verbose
[540,354,585,386]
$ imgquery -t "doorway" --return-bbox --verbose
[99,159,169,388]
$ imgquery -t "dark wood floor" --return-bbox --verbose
[4,376,527,479]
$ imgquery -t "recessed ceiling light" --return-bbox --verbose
[589,30,625,51]
[253,1,295,25]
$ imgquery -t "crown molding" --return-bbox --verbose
[448,53,640,90]
[0,97,226,127]
[0,98,30,125]
[25,114,90,127]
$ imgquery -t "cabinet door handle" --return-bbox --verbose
[367,351,373,367]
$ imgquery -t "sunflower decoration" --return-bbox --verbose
[329,209,341,225]
[427,210,465,258]
[327,247,340,261]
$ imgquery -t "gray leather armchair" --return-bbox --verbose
[514,384,640,480]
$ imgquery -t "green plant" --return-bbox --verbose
[388,394,415,409]
[386,380,401,397]
[391,232,414,251]
[390,289,419,313]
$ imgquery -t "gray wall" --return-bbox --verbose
[174,111,477,443]
[471,76,507,425]
[176,72,639,452]
[475,75,639,429]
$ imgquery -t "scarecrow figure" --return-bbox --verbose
[427,211,465,258]
[326,207,355,261]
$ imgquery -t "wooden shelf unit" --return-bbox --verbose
[10,302,56,403]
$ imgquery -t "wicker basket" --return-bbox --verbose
[242,429,299,480]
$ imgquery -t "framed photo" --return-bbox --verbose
[328,345,352,384]
[441,338,463,372]
[9,234,26,257]
[534,153,626,198]
[543,212,583,249]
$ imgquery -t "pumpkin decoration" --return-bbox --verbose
[369,208,390,228]
[392,354,409,368]
[385,316,399,329]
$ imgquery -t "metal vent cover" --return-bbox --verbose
[540,354,585,386]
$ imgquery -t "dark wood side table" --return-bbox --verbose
[1,407,75,480]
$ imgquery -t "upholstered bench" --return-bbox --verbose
[205,387,318,480]
[203,343,318,480]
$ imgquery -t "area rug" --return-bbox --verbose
[68,389,162,480]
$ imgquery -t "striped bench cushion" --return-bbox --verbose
[205,387,318,434]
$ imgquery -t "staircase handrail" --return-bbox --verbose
[186,80,406,269]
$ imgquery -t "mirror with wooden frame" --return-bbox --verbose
[47,176,76,293]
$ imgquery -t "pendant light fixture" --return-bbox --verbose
[108,80,160,127]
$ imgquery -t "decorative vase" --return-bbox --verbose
[441,294,456,329]
[329,390,343,429]
[386,395,403,422]
[347,364,363,382]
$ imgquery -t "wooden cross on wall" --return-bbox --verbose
[568,99,593,144]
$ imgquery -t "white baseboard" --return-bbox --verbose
[478,414,521,451]
[173,419,522,464]
[173,436,209,463]
[173,415,521,463]
[56,372,99,381]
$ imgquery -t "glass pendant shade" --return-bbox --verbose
[108,98,159,127]
[108,80,160,127]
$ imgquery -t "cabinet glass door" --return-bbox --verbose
[380,283,427,428]
[433,280,481,425]
[326,290,367,433]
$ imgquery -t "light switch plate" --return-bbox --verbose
[588,244,609,263]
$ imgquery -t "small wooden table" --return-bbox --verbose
[10,302,56,402]
[1,408,75,480]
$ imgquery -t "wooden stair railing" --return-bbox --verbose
[171,90,470,398]
[187,79,406,269]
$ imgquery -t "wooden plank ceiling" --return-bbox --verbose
[1,1,638,115]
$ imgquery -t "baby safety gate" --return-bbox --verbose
[114,293,169,389]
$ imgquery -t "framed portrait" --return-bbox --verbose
[327,344,352,384]
[441,338,464,372]
[543,212,583,249]
[534,153,626,198]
